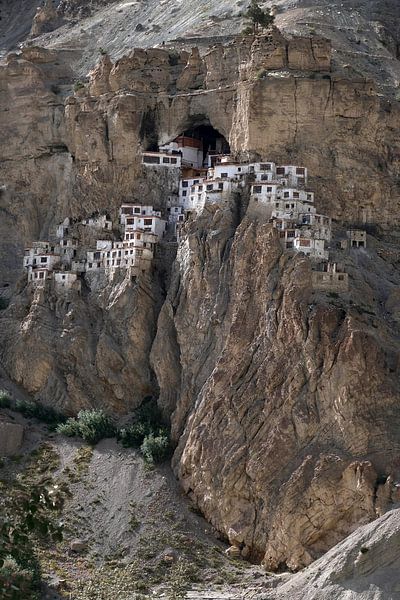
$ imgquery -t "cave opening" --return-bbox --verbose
[160,122,230,170]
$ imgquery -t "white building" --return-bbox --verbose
[27,268,51,284]
[179,177,204,208]
[56,218,70,239]
[120,204,162,226]
[81,215,112,231]
[159,136,203,169]
[54,271,80,292]
[142,151,181,168]
[275,165,308,187]
[347,229,367,248]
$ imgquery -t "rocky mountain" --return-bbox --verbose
[0,1,400,598]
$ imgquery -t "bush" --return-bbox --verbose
[15,399,66,426]
[56,418,81,438]
[0,557,39,600]
[0,390,11,409]
[140,431,170,465]
[118,421,148,449]
[76,410,115,444]
[57,410,115,445]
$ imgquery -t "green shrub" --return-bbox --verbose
[14,399,66,426]
[117,398,168,452]
[0,557,39,600]
[76,410,115,444]
[0,390,11,409]
[118,421,148,448]
[140,430,170,465]
[57,410,115,445]
[56,418,81,438]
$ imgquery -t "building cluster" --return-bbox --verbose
[23,138,367,296]
[143,143,368,293]
[23,207,167,289]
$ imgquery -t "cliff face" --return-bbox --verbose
[151,201,400,569]
[1,14,400,573]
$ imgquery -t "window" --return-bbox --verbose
[238,167,241,172]
[275,202,279,208]
[253,185,262,194]
[171,158,177,164]
[39,272,44,279]
[143,155,160,164]
[218,183,223,190]
[338,275,344,281]
[300,239,311,247]
[296,167,305,175]
[182,190,187,197]
[144,219,153,226]
[62,275,66,280]
[41,257,47,263]
[284,192,289,198]
[134,207,140,214]
[285,204,290,209]
[221,173,228,178]
[279,232,285,238]
[261,175,269,181]
[198,185,203,191]
[207,184,213,191]
[286,242,293,249]
[293,192,299,199]
[182,181,188,188]
[89,262,92,268]
[260,163,271,170]
[162,157,170,164]
[276,167,285,175]
[287,231,295,238]
[307,194,312,200]
[193,180,199,185]
[136,233,141,240]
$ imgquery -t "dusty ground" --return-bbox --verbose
[0,400,272,600]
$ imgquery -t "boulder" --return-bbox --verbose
[0,422,24,456]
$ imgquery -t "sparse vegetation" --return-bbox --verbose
[243,0,275,35]
[118,399,170,464]
[0,389,11,409]
[141,431,170,465]
[0,477,63,600]
[57,410,116,445]
[14,399,67,428]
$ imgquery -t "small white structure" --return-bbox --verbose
[312,263,349,292]
[81,215,112,231]
[275,165,308,187]
[347,229,367,248]
[159,136,203,169]
[142,151,181,168]
[27,268,51,284]
[168,206,185,234]
[56,218,70,239]
[54,271,80,292]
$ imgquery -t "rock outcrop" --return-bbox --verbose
[151,202,400,569]
[266,507,400,599]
